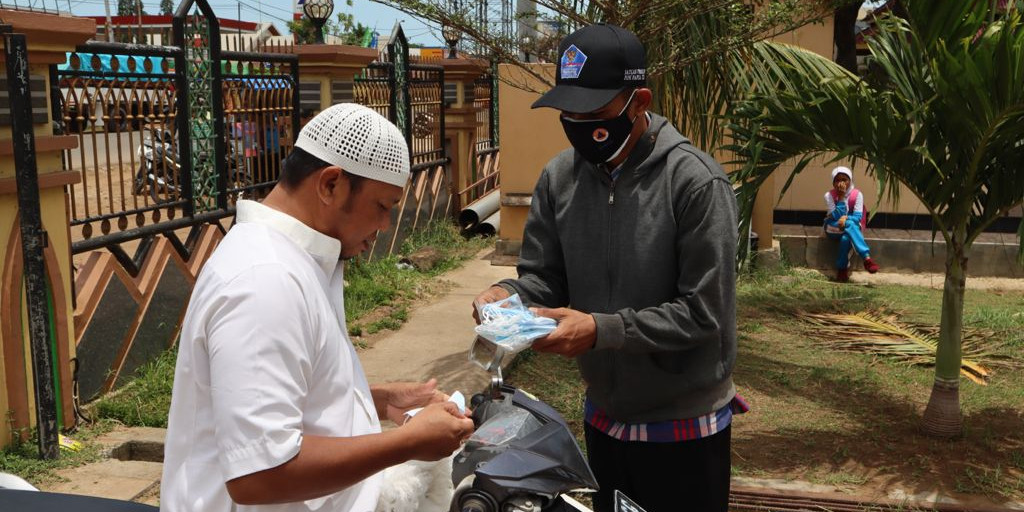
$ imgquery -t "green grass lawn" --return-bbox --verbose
[507,266,1024,504]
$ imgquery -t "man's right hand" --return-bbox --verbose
[472,285,510,324]
[401,402,475,461]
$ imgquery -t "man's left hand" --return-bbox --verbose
[376,379,448,424]
[530,308,597,358]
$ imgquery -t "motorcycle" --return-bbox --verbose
[447,337,596,512]
[453,337,650,512]
[451,377,598,512]
[134,126,180,204]
[133,126,253,204]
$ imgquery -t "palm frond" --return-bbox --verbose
[796,310,1011,385]
[728,5,1024,264]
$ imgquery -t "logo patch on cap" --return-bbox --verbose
[560,44,587,79]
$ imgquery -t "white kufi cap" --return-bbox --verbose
[295,103,410,187]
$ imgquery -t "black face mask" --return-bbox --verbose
[560,90,638,164]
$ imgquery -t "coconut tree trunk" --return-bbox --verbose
[921,227,968,438]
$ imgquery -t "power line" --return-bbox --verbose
[242,0,292,16]
[211,0,292,17]
[233,0,291,24]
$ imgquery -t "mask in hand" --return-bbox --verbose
[560,89,638,164]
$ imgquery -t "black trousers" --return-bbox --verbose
[584,422,732,512]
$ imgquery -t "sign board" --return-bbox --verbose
[419,48,445,60]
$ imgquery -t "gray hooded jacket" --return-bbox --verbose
[501,113,737,423]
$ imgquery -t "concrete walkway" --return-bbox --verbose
[358,250,517,397]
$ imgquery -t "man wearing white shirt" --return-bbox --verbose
[161,103,474,512]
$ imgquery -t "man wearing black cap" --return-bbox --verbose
[473,24,742,512]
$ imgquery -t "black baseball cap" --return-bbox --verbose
[531,23,647,114]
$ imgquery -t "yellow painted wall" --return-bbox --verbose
[493,14,1005,247]
[0,69,79,444]
[0,198,14,442]
[497,63,568,242]
[768,17,931,215]
[772,157,927,214]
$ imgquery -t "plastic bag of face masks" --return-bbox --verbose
[474,294,557,354]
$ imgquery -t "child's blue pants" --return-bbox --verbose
[826,222,871,269]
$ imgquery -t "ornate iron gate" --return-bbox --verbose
[52,0,299,402]
[355,24,451,259]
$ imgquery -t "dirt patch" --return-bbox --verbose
[731,300,1024,508]
[841,270,1024,292]
[510,271,1024,510]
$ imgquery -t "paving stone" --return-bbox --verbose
[40,459,162,502]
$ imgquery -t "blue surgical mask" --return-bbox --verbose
[474,294,556,351]
[560,90,638,164]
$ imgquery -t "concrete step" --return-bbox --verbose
[774,225,1023,278]
[39,459,161,503]
[37,427,165,505]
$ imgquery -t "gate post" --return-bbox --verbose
[0,10,94,452]
[439,57,488,212]
[173,0,227,213]
[294,44,377,116]
[387,23,411,147]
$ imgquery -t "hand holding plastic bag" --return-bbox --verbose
[474,294,557,354]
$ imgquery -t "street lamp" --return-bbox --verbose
[302,0,334,44]
[442,22,461,59]
[521,34,532,63]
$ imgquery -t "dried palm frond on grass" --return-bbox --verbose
[797,310,1020,385]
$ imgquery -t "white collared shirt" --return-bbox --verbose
[161,200,383,512]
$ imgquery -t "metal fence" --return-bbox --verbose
[462,70,500,207]
[56,44,186,249]
[55,19,298,258]
[473,70,498,148]
[353,62,393,120]
[221,50,299,201]
[355,24,452,258]
[50,0,299,406]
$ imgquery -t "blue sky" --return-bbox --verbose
[68,0,444,45]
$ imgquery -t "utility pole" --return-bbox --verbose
[136,0,143,44]
[104,0,114,42]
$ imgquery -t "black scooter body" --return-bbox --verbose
[451,384,598,512]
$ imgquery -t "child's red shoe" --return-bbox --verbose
[836,268,850,283]
[864,258,880,274]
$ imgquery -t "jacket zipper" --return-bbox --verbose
[606,177,615,312]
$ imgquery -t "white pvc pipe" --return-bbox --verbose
[476,210,500,237]
[458,189,500,229]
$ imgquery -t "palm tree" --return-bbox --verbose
[728,1,1024,437]
[373,0,838,149]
